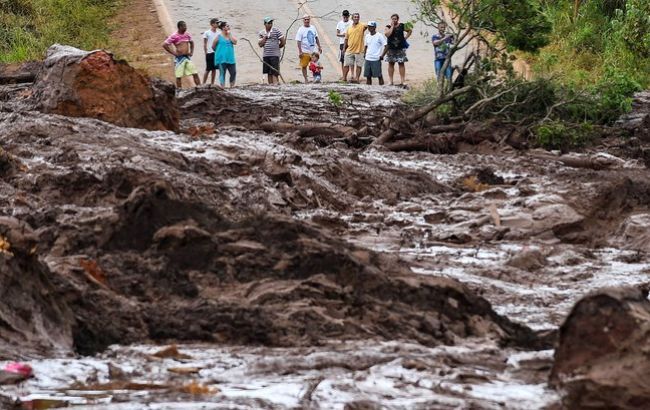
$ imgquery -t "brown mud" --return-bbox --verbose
[1,49,650,408]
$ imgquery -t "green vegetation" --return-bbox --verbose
[532,0,650,89]
[409,0,648,150]
[0,0,119,63]
[327,90,343,108]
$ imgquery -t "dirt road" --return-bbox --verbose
[160,0,461,84]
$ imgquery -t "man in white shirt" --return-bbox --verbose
[336,10,352,79]
[295,14,322,83]
[202,18,220,85]
[364,21,387,85]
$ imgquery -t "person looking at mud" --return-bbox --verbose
[364,22,387,85]
[202,18,220,85]
[258,17,285,85]
[343,13,367,83]
[295,15,322,84]
[212,22,238,88]
[432,22,454,81]
[383,14,412,87]
[163,21,202,88]
[309,52,323,83]
[336,10,352,79]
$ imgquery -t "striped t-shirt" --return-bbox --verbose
[258,27,284,57]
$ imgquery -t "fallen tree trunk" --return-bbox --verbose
[374,86,473,146]
[0,61,41,85]
[260,121,358,139]
[531,153,620,170]
[0,72,37,85]
[384,133,458,153]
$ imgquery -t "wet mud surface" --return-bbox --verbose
[1,81,650,408]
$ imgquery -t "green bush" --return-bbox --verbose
[534,121,595,151]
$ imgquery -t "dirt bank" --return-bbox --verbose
[109,0,173,81]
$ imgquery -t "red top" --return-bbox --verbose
[309,61,322,75]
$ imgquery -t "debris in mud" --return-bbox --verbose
[32,45,178,131]
[0,363,32,385]
[152,345,192,360]
[550,287,650,408]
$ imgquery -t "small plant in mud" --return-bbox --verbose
[327,90,343,108]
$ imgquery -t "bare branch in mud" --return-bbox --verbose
[239,37,286,84]
[299,376,324,404]
[373,86,473,146]
[463,84,519,118]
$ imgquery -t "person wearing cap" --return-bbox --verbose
[364,21,387,85]
[336,10,352,79]
[295,14,322,83]
[202,18,220,85]
[343,12,367,83]
[258,17,286,85]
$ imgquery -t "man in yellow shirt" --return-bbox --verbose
[343,13,367,83]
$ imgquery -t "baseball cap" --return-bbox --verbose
[263,16,274,24]
[302,14,310,19]
[368,21,377,27]
[342,10,350,16]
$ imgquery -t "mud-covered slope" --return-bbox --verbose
[0,105,536,359]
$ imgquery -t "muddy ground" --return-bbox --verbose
[1,76,649,408]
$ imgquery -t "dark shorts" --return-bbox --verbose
[263,56,280,75]
[364,60,383,78]
[205,53,217,71]
[339,44,345,63]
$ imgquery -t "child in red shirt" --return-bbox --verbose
[309,52,323,83]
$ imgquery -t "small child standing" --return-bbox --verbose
[309,52,323,83]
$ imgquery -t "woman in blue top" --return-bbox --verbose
[212,22,238,87]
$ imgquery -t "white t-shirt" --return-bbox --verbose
[202,29,220,54]
[364,32,387,61]
[336,20,352,45]
[295,25,319,54]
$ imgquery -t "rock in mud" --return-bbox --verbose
[32,45,178,131]
[550,287,650,408]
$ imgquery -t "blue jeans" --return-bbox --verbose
[219,63,236,86]
[435,59,452,80]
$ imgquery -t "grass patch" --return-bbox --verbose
[0,0,120,63]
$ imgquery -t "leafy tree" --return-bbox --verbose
[414,0,551,86]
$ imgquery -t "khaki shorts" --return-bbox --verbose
[299,53,311,68]
[344,52,364,67]
[174,58,198,78]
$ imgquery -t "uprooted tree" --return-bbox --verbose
[373,0,553,149]
[372,0,646,153]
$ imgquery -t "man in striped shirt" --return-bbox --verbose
[258,17,286,85]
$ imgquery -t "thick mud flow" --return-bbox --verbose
[1,82,649,409]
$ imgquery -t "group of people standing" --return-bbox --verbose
[162,10,454,88]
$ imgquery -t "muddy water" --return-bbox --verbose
[161,0,462,84]
[2,83,649,409]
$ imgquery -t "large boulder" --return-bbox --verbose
[550,287,650,409]
[32,45,178,131]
